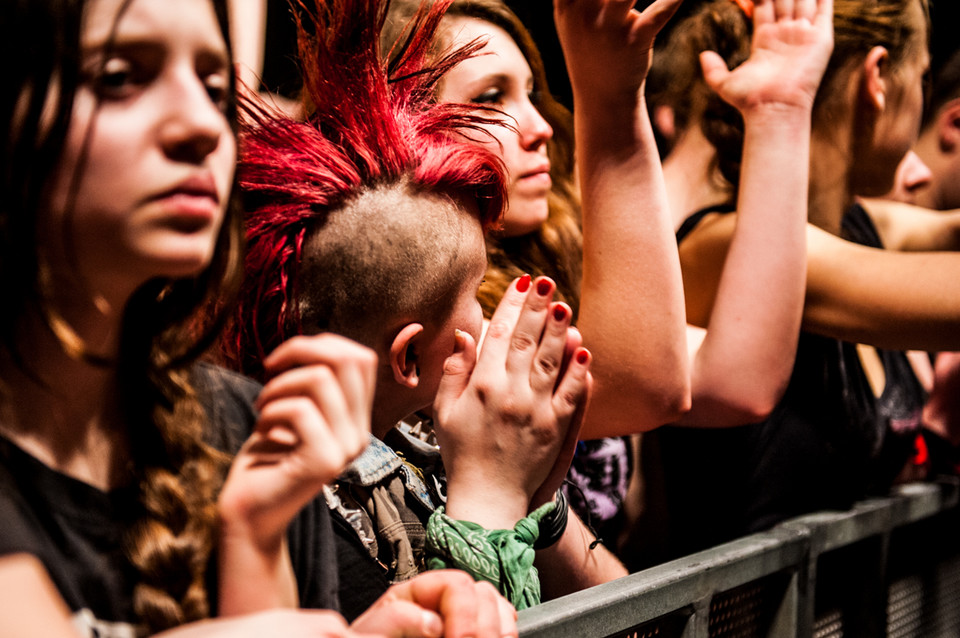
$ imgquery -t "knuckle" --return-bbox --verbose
[485,319,512,341]
[304,364,335,387]
[555,386,583,414]
[443,355,465,376]
[510,331,538,354]
[536,352,561,376]
[498,398,533,427]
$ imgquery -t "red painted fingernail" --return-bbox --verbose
[553,304,567,321]
[516,274,531,292]
[576,349,590,365]
[536,279,552,296]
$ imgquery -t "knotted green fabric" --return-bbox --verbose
[424,501,556,610]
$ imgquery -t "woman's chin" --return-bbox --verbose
[496,205,550,237]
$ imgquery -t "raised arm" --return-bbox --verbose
[677,0,833,426]
[217,334,376,616]
[555,0,691,437]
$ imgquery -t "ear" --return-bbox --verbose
[389,323,424,388]
[653,105,676,144]
[937,98,960,153]
[862,46,890,112]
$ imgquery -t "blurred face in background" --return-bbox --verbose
[438,17,553,237]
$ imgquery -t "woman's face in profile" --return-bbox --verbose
[438,16,554,237]
[43,0,236,306]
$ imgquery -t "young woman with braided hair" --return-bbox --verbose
[0,0,518,636]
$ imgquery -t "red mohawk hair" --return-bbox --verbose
[222,0,507,379]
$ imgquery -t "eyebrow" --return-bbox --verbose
[82,35,229,69]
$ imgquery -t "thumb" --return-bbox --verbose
[699,50,730,94]
[434,329,478,408]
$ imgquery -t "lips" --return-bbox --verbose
[517,164,552,191]
[158,173,220,202]
[520,162,551,180]
[150,173,221,230]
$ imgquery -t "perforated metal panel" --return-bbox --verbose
[812,608,843,638]
[605,610,689,638]
[886,554,960,638]
[708,574,789,638]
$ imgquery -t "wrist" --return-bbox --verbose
[218,506,286,555]
[444,480,530,529]
[741,101,814,127]
[532,490,569,550]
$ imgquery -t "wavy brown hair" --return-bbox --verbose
[2,0,243,632]
[662,0,930,196]
[383,0,583,320]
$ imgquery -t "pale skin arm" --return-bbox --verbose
[228,0,267,91]
[0,553,363,638]
[683,217,960,353]
[555,0,691,438]
[0,555,80,638]
[218,334,376,616]
[676,0,833,427]
[534,512,628,600]
[857,197,960,251]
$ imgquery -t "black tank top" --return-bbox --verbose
[651,203,926,558]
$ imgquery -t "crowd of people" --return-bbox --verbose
[2,0,957,635]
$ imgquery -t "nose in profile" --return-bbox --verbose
[518,98,553,152]
[888,150,932,204]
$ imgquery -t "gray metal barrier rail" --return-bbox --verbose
[518,479,960,638]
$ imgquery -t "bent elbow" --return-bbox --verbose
[661,379,693,425]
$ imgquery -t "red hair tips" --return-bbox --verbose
[223,0,507,378]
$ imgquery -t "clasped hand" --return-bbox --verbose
[433,275,593,529]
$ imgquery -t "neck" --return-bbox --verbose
[0,295,129,490]
[662,125,735,229]
[809,129,855,235]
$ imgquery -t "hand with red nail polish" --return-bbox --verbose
[433,275,594,529]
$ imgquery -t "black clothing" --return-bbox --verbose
[0,364,340,635]
[652,204,926,558]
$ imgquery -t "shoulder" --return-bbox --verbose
[678,210,740,327]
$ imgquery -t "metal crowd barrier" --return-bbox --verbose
[519,478,960,638]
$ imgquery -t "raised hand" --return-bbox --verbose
[219,333,376,544]
[351,570,518,638]
[217,334,376,615]
[433,275,593,529]
[700,0,834,114]
[554,0,686,98]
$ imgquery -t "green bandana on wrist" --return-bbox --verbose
[424,500,557,610]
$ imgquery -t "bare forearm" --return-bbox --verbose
[577,91,691,437]
[534,512,627,600]
[217,525,298,616]
[682,108,811,427]
[804,228,960,351]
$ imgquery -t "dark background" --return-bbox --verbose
[261,0,960,113]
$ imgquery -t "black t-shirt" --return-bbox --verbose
[651,204,926,558]
[0,363,340,635]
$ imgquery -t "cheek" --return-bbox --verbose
[477,121,519,178]
[211,136,237,220]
